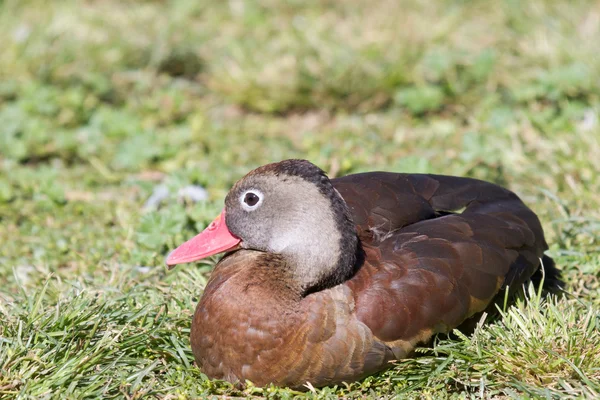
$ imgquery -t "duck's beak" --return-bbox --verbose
[165,210,241,269]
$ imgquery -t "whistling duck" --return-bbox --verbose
[166,159,559,389]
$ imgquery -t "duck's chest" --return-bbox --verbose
[190,260,306,385]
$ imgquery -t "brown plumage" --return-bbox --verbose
[166,159,559,389]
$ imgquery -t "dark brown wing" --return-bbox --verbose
[333,172,549,347]
[333,173,439,239]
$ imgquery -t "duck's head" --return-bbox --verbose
[166,159,360,292]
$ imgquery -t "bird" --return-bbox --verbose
[166,159,560,389]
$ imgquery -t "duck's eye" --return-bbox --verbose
[244,192,259,206]
[240,189,263,211]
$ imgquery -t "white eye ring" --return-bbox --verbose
[239,189,264,211]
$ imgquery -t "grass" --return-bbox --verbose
[0,0,599,398]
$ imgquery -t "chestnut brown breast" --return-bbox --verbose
[189,171,553,389]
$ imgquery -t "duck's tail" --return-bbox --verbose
[529,254,564,294]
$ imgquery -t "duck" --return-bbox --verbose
[166,159,560,389]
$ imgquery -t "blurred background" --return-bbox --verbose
[0,0,599,398]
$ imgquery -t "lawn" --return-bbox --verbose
[0,0,599,398]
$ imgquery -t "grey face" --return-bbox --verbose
[224,174,289,252]
[223,173,344,285]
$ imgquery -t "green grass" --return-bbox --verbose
[1,0,599,398]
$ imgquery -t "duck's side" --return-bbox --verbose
[334,173,551,351]
[190,171,557,388]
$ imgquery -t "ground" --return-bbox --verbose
[0,0,599,398]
